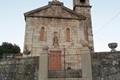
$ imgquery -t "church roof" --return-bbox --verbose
[24,1,86,20]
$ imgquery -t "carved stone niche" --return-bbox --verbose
[52,32,59,48]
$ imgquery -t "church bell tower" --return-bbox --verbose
[73,0,90,7]
[73,0,94,50]
[73,0,91,16]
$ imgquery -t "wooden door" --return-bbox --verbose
[48,51,62,71]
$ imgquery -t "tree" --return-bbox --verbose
[0,42,21,58]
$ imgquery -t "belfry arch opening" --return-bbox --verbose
[80,0,85,3]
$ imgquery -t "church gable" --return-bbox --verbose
[24,1,85,20]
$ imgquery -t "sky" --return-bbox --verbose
[0,0,120,52]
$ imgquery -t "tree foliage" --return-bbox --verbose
[0,42,21,57]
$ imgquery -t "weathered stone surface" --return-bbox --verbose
[0,57,39,80]
[92,51,120,80]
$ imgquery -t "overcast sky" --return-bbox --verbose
[0,0,120,52]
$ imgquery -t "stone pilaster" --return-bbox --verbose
[80,48,92,80]
[39,46,49,80]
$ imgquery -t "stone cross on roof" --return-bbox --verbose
[53,0,59,1]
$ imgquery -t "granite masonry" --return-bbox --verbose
[0,0,119,80]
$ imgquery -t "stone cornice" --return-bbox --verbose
[26,16,85,20]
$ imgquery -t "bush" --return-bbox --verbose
[0,42,21,58]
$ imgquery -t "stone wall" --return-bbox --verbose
[92,51,120,80]
[0,57,39,80]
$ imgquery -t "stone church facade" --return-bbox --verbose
[24,0,93,56]
[24,0,93,80]
[0,0,120,80]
